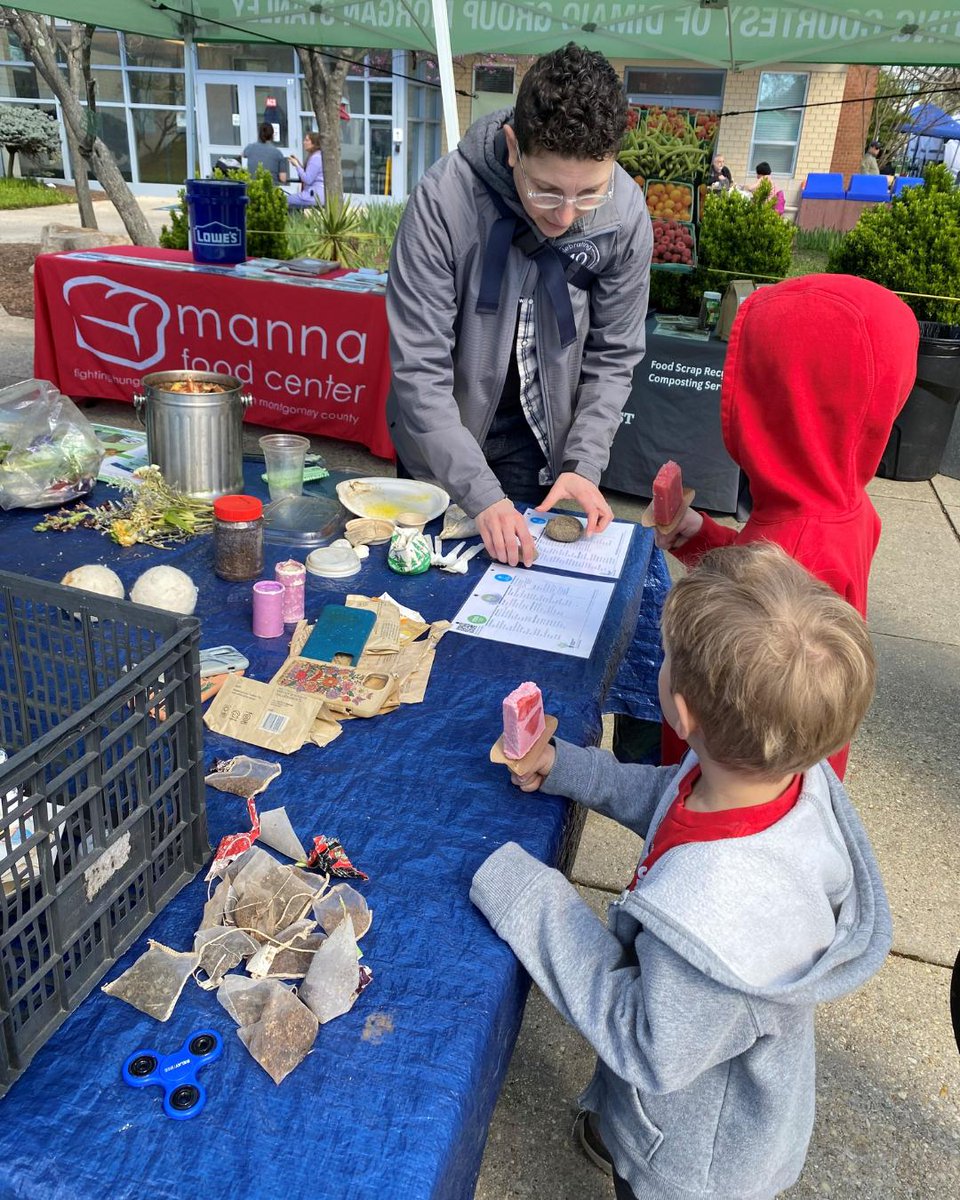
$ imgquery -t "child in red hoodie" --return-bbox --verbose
[657,273,919,778]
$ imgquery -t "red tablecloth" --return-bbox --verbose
[33,246,395,459]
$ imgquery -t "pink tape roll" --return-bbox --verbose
[252,580,285,638]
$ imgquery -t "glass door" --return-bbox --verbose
[198,75,298,174]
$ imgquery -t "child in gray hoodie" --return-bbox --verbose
[471,542,892,1200]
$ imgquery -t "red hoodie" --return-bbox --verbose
[668,274,919,777]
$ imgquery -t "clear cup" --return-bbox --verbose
[258,433,310,500]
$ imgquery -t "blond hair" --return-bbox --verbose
[661,542,876,776]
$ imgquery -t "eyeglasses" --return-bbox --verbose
[515,149,614,212]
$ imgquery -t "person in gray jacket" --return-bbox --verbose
[472,542,892,1200]
[386,44,652,567]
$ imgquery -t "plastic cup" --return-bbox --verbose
[259,433,310,500]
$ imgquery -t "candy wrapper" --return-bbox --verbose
[298,835,368,881]
[207,795,261,881]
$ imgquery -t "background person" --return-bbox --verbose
[287,131,325,209]
[242,123,287,184]
[386,42,652,568]
[860,140,882,174]
[706,153,732,189]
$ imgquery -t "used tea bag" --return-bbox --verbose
[219,977,318,1085]
[230,847,314,940]
[299,915,366,1025]
[102,940,198,1021]
[204,756,281,799]
[313,882,372,939]
[258,807,306,862]
[193,926,259,991]
[246,919,325,980]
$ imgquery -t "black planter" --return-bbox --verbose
[877,322,960,482]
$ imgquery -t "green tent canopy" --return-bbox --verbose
[8,0,960,165]
[10,0,960,66]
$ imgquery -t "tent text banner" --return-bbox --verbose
[15,1,960,67]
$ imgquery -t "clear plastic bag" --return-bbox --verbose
[0,379,103,510]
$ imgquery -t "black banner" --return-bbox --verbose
[602,318,741,514]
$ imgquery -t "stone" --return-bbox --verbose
[39,222,130,255]
[544,515,583,542]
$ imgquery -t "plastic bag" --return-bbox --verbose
[0,379,103,510]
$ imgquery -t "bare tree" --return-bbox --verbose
[2,9,155,245]
[57,21,97,230]
[870,65,960,171]
[298,46,356,200]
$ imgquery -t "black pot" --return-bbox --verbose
[877,322,960,482]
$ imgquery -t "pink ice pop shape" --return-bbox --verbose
[652,460,683,527]
[502,682,546,760]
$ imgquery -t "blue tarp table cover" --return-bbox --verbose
[0,466,662,1200]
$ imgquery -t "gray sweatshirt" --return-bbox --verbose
[471,741,892,1200]
[385,111,652,518]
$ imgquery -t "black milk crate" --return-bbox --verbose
[0,570,208,1095]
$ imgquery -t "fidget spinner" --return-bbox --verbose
[122,1029,223,1120]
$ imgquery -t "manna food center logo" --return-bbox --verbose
[62,276,171,370]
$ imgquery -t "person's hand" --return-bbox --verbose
[288,154,301,168]
[654,506,703,550]
[508,740,556,793]
[536,472,613,536]
[476,498,537,567]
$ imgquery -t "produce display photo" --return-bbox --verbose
[618,104,718,275]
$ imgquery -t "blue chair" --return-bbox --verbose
[845,174,891,202]
[892,176,924,197]
[802,172,844,200]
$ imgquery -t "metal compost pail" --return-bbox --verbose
[134,371,252,500]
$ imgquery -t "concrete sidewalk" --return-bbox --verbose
[0,194,175,244]
[1,199,958,1196]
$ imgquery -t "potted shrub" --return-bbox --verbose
[828,163,960,480]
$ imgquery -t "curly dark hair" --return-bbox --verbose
[512,43,627,161]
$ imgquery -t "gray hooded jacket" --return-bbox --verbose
[471,741,892,1200]
[385,111,652,518]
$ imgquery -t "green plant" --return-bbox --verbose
[696,183,795,296]
[793,227,846,255]
[0,104,59,176]
[160,167,290,258]
[159,187,189,249]
[0,178,71,209]
[828,165,960,324]
[292,192,373,267]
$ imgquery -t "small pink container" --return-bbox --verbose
[252,580,285,638]
[275,559,306,624]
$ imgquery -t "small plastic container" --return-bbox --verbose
[252,580,285,638]
[213,494,264,581]
[275,559,306,623]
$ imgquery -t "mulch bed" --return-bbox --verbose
[0,244,39,318]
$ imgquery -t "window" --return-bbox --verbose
[624,67,724,110]
[748,72,808,176]
[407,53,440,190]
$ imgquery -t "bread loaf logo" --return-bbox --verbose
[62,276,171,369]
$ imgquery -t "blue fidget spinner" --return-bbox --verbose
[122,1029,223,1120]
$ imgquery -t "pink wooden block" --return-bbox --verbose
[652,460,683,526]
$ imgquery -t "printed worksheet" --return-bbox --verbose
[90,423,149,483]
[448,565,615,658]
[524,510,633,579]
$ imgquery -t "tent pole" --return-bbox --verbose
[431,0,461,149]
[182,18,198,179]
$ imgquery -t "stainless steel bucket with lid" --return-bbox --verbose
[134,370,252,500]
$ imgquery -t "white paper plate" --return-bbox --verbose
[335,477,450,524]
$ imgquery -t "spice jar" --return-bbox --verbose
[213,494,264,581]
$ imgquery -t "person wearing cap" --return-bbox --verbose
[860,141,881,175]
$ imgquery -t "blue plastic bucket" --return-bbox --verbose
[185,179,248,265]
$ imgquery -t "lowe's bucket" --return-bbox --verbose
[186,179,248,265]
